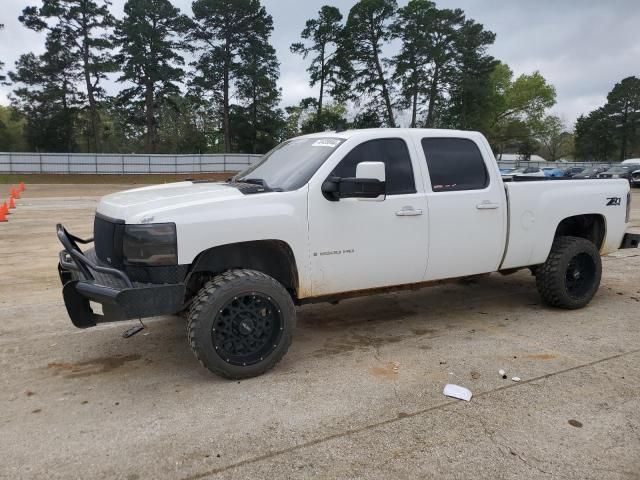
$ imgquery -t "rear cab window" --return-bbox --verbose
[421,138,489,192]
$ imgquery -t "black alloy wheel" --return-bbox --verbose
[212,293,283,366]
[536,236,602,309]
[187,269,296,379]
[564,253,596,299]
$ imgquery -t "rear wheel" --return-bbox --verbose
[535,236,602,309]
[187,269,296,379]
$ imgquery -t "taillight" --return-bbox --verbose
[626,192,631,223]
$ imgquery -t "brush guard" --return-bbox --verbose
[57,224,186,329]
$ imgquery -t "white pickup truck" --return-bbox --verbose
[57,128,640,379]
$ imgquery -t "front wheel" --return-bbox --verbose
[187,269,296,379]
[535,236,602,309]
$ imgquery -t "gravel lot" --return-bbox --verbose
[1,183,640,479]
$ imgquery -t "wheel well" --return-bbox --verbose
[186,240,299,298]
[554,214,606,250]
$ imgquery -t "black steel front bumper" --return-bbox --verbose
[57,224,186,329]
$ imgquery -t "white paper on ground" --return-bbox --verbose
[443,384,473,402]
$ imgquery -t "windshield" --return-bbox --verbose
[234,137,345,191]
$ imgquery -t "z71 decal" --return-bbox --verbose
[607,197,621,206]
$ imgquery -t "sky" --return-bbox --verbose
[1,0,639,128]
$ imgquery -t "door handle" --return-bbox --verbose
[396,207,423,216]
[476,201,499,210]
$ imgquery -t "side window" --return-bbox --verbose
[331,138,416,195]
[421,138,489,192]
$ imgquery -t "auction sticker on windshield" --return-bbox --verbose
[312,139,342,148]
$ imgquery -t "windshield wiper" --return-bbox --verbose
[241,178,270,188]
[228,177,282,193]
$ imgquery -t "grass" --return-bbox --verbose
[0,172,236,184]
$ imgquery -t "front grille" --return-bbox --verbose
[94,214,124,268]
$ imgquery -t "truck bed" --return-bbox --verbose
[500,179,630,270]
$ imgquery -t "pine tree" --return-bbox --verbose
[20,0,116,152]
[337,0,398,127]
[9,31,84,151]
[421,7,464,127]
[234,39,283,153]
[291,6,343,131]
[391,0,436,128]
[114,0,191,154]
[191,0,275,153]
[443,19,497,130]
[575,108,617,161]
[0,24,5,83]
[605,76,640,160]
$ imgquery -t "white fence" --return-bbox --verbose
[0,151,616,175]
[0,152,263,174]
[496,160,612,169]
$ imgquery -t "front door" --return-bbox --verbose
[307,136,428,297]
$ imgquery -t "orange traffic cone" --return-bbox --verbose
[0,202,7,216]
[11,187,20,199]
[0,205,7,222]
[19,182,25,192]
[8,196,16,209]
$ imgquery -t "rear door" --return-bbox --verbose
[418,136,507,280]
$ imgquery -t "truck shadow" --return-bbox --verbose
[295,273,540,360]
[44,273,541,385]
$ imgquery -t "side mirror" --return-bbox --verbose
[356,161,385,182]
[321,161,386,201]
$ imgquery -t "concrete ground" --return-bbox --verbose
[1,183,640,480]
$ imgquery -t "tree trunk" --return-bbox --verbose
[318,45,325,130]
[81,10,100,152]
[411,84,418,128]
[62,78,73,152]
[370,36,395,127]
[144,80,156,154]
[223,40,231,153]
[410,52,418,128]
[426,65,440,128]
[252,80,258,154]
[620,102,629,161]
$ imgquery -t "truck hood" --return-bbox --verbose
[97,181,243,221]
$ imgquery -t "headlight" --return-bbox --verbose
[122,223,177,266]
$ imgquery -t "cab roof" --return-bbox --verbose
[298,128,483,141]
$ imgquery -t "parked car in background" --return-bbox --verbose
[630,169,640,188]
[622,159,640,165]
[502,166,545,180]
[563,166,587,178]
[499,167,514,175]
[542,167,565,177]
[598,165,640,183]
[572,166,608,179]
